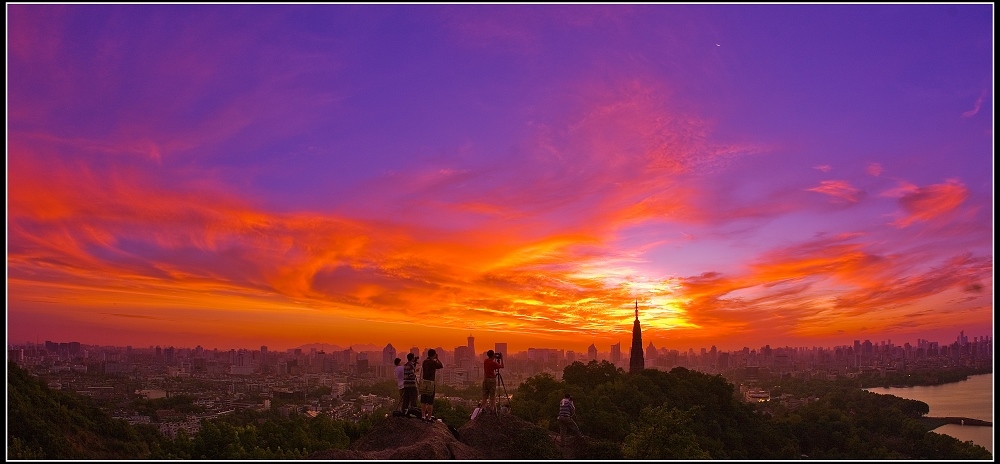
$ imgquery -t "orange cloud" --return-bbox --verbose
[656,230,992,346]
[8,133,703,348]
[8,74,990,352]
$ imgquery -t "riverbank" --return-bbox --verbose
[860,367,992,389]
[872,373,992,455]
[919,416,992,430]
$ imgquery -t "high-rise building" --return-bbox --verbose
[454,345,472,366]
[383,343,396,365]
[611,342,621,364]
[468,335,475,356]
[495,342,507,357]
[630,300,645,373]
[588,343,598,361]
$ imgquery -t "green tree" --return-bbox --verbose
[511,373,564,424]
[562,360,623,391]
[623,404,709,459]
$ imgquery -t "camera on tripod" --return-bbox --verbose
[495,352,502,359]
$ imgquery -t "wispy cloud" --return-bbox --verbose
[806,180,865,204]
[961,89,988,118]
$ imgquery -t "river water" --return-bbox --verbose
[866,373,993,455]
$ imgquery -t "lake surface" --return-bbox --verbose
[866,373,993,455]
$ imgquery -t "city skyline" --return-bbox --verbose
[7,5,994,353]
[11,326,991,356]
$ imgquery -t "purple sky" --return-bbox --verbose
[7,4,994,352]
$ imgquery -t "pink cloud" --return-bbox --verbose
[866,162,883,177]
[806,180,865,204]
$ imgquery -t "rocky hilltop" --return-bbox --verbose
[306,412,571,460]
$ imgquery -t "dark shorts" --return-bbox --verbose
[482,377,497,396]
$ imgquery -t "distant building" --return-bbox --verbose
[382,343,396,365]
[454,346,473,367]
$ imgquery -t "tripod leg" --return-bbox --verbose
[497,373,511,416]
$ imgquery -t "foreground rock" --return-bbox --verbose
[458,411,562,459]
[307,416,483,460]
[306,411,620,460]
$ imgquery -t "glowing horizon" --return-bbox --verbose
[7,5,993,354]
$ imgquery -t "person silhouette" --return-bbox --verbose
[557,393,582,446]
[393,357,404,413]
[482,350,504,415]
[419,349,444,421]
[401,353,419,416]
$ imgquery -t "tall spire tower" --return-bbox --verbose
[630,299,645,373]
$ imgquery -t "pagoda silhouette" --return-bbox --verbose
[629,299,645,373]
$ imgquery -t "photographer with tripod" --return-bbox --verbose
[481,350,504,416]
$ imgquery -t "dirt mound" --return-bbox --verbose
[457,411,562,460]
[306,416,483,460]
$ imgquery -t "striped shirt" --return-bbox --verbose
[403,361,417,388]
[558,398,575,417]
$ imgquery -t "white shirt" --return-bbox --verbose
[394,365,405,389]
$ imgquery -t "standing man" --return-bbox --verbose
[401,353,419,416]
[482,350,504,415]
[393,357,404,413]
[557,393,583,446]
[419,349,444,422]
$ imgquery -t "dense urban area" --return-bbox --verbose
[8,330,992,442]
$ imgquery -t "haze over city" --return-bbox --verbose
[7,4,993,354]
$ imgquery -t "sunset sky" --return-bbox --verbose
[7,4,994,354]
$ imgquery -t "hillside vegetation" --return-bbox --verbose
[7,361,992,460]
[509,361,992,460]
